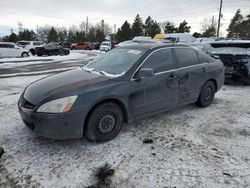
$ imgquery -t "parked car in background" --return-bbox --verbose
[18,43,224,141]
[34,42,70,56]
[164,33,195,43]
[16,41,45,55]
[100,41,112,51]
[0,42,29,58]
[70,42,95,50]
[63,43,72,49]
[203,40,250,84]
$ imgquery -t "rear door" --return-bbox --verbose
[173,47,207,104]
[130,48,179,117]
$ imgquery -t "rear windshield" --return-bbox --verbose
[101,43,110,46]
[33,42,44,46]
[17,41,30,45]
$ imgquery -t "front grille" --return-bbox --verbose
[19,96,35,109]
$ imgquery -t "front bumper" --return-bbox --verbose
[18,104,87,140]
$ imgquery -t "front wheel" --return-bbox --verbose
[21,52,29,57]
[84,102,124,142]
[196,81,216,107]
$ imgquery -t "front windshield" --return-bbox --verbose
[83,48,145,76]
[101,43,109,46]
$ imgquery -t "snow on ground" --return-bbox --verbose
[0,50,100,69]
[0,74,250,188]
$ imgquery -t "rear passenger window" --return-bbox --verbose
[141,48,174,73]
[175,48,200,68]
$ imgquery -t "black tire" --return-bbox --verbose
[196,81,216,107]
[21,52,29,57]
[30,49,35,55]
[64,50,70,55]
[84,102,124,142]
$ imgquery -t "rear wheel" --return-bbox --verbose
[196,81,216,107]
[84,102,124,142]
[64,50,70,55]
[21,52,29,57]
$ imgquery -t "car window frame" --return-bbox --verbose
[173,47,201,69]
[131,47,176,80]
[131,46,207,81]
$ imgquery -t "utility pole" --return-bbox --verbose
[114,24,116,34]
[36,25,39,40]
[217,0,223,37]
[86,16,88,35]
[212,16,214,27]
[101,20,105,33]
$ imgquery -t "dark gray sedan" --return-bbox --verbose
[18,44,224,142]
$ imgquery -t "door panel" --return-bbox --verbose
[129,48,179,117]
[130,72,179,116]
[174,48,206,104]
[175,65,205,104]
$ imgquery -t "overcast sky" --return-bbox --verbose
[0,0,249,37]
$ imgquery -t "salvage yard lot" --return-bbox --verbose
[0,72,250,187]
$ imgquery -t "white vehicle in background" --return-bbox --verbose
[16,41,45,55]
[0,42,29,58]
[100,41,111,52]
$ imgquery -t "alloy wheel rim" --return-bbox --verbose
[204,87,212,101]
[97,112,117,135]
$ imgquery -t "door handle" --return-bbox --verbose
[168,74,179,80]
[202,67,208,72]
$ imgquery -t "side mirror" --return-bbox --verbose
[135,68,154,79]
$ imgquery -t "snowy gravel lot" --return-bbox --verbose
[0,55,250,187]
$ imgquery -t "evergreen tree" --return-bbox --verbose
[164,21,177,33]
[227,9,243,38]
[132,14,144,37]
[67,30,76,43]
[192,32,202,38]
[150,21,161,38]
[144,16,161,38]
[177,20,191,33]
[116,21,132,42]
[202,26,216,37]
[47,27,58,42]
[3,33,19,43]
[18,29,36,41]
[201,18,217,37]
[75,31,86,42]
[96,29,105,43]
[87,27,96,42]
[58,29,68,43]
[238,14,250,39]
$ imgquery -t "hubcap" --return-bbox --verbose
[204,87,212,101]
[97,112,117,135]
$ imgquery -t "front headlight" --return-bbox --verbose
[37,95,78,113]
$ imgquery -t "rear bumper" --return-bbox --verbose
[18,105,87,140]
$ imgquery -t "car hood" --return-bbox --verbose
[23,68,110,105]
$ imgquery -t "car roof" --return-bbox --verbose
[0,42,15,45]
[118,43,191,51]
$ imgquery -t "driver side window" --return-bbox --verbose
[141,48,174,74]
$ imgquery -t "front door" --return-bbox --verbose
[130,48,179,117]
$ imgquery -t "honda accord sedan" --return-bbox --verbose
[18,44,224,142]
